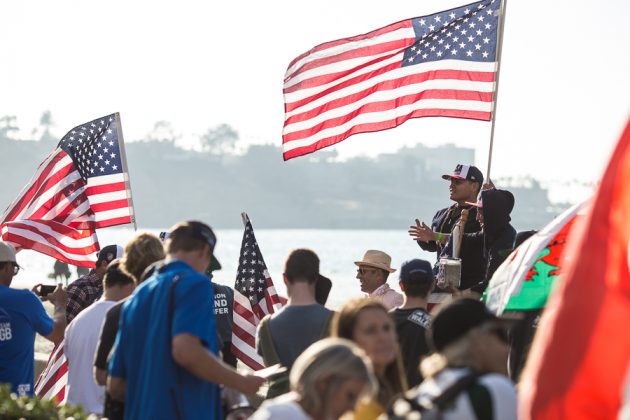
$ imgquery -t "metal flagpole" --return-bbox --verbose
[486,0,509,182]
[114,112,138,231]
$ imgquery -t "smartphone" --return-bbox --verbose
[38,285,57,297]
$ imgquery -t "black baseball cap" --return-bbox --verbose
[399,259,434,285]
[429,298,500,351]
[442,164,484,184]
[97,245,124,264]
[161,221,222,273]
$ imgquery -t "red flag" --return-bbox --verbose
[231,217,283,369]
[282,0,501,160]
[34,340,68,404]
[0,114,134,266]
[519,118,630,419]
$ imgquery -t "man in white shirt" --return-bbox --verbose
[65,260,135,416]
[355,250,403,310]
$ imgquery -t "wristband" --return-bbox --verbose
[436,232,443,242]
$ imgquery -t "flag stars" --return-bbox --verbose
[482,51,489,58]
[483,37,490,44]
[434,15,441,22]
[419,18,426,25]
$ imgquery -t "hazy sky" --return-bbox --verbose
[2,0,629,202]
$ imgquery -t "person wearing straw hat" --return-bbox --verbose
[355,250,403,310]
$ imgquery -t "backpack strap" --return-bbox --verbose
[257,315,281,367]
[319,310,335,338]
[389,370,479,419]
[168,272,186,420]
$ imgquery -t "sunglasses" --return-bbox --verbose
[9,262,20,275]
[357,267,378,275]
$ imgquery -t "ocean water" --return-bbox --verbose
[12,227,435,310]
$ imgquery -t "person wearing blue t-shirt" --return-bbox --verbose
[0,242,68,396]
[108,221,264,420]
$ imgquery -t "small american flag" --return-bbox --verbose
[0,113,135,266]
[282,0,500,160]
[34,340,67,404]
[231,215,283,370]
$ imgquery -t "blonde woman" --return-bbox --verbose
[120,232,165,282]
[252,338,376,420]
[332,298,407,419]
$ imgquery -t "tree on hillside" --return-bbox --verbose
[0,115,19,141]
[35,110,56,143]
[145,120,180,143]
[200,123,238,155]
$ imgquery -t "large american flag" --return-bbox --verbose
[0,113,134,266]
[282,0,500,160]
[231,216,283,369]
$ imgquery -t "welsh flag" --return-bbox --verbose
[519,118,630,419]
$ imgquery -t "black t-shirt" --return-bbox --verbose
[391,307,432,388]
[94,299,125,370]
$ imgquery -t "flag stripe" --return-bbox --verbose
[35,341,68,404]
[285,39,412,93]
[2,224,98,265]
[284,90,494,142]
[285,22,414,84]
[283,108,490,159]
[231,342,264,371]
[285,66,495,117]
[1,151,65,222]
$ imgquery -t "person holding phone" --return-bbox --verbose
[0,241,68,396]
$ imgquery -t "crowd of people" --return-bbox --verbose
[0,162,536,419]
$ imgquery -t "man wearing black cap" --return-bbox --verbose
[107,221,264,420]
[66,244,123,323]
[389,298,517,419]
[408,164,485,298]
[391,259,435,387]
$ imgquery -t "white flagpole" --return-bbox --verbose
[114,112,138,231]
[486,0,509,182]
[241,212,250,227]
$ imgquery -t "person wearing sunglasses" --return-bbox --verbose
[355,250,403,310]
[388,297,516,420]
[0,241,68,397]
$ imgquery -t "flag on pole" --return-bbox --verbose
[282,0,500,160]
[34,340,67,404]
[0,113,135,266]
[231,215,283,369]
[519,118,630,419]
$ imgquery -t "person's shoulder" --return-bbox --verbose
[6,288,42,306]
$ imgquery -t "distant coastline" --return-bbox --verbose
[0,121,580,232]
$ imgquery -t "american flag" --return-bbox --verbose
[231,216,283,369]
[0,113,135,266]
[34,340,67,404]
[282,0,500,160]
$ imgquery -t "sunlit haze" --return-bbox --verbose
[2,0,629,203]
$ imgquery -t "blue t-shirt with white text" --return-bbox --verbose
[109,260,221,420]
[0,286,53,396]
